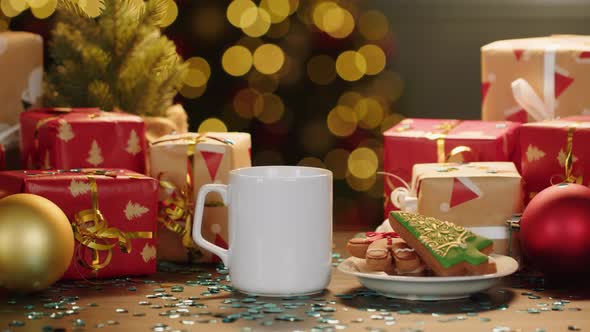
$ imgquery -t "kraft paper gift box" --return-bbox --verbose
[383,118,520,218]
[380,162,523,255]
[0,32,43,147]
[148,132,251,263]
[520,116,590,201]
[20,108,147,173]
[0,169,158,279]
[482,35,590,123]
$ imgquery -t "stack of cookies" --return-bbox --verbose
[346,212,497,277]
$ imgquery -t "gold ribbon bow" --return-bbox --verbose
[72,176,153,272]
[563,123,583,184]
[424,121,473,164]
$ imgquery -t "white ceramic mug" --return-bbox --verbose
[192,166,333,296]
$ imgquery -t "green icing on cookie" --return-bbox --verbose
[390,212,493,269]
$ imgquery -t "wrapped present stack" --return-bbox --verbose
[379,34,590,263]
[0,169,158,279]
[383,118,520,215]
[149,132,252,263]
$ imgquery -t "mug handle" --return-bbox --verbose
[192,184,230,267]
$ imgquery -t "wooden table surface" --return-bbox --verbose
[1,231,589,332]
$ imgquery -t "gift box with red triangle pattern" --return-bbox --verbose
[401,162,523,255]
[0,169,158,280]
[148,132,251,263]
[20,108,147,173]
[482,35,590,123]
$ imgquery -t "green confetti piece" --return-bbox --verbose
[480,317,491,322]
[8,320,25,327]
[397,310,411,315]
[263,307,284,313]
[115,308,128,313]
[260,320,274,326]
[73,318,86,327]
[535,329,546,332]
[568,326,581,331]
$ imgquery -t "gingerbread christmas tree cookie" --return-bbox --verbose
[389,212,496,276]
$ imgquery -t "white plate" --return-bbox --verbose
[337,254,518,301]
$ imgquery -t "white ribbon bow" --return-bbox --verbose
[510,44,558,122]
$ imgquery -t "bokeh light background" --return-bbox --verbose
[4,0,407,229]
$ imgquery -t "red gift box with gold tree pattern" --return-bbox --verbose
[520,116,590,202]
[0,169,158,279]
[20,108,147,173]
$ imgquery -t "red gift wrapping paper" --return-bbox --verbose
[0,169,158,279]
[520,116,590,202]
[20,108,147,173]
[383,118,520,217]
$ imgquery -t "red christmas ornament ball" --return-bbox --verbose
[520,183,590,276]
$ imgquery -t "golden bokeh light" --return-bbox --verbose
[254,93,285,124]
[1,0,23,17]
[359,10,389,41]
[306,55,336,85]
[380,113,405,133]
[254,150,285,165]
[158,0,178,27]
[354,97,384,129]
[336,51,367,82]
[298,156,326,169]
[183,57,211,88]
[30,0,56,19]
[180,84,207,99]
[323,6,354,39]
[338,91,363,108]
[327,105,357,137]
[324,148,350,180]
[198,118,228,133]
[266,17,290,39]
[248,71,279,93]
[260,0,289,23]
[222,45,253,77]
[358,44,386,75]
[348,147,378,179]
[26,0,47,8]
[241,7,271,38]
[253,43,285,75]
[8,0,27,11]
[346,171,377,192]
[233,88,262,119]
[226,0,256,28]
[312,1,337,31]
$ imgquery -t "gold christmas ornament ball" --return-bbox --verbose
[0,194,74,292]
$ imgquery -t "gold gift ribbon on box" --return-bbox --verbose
[156,134,233,249]
[563,123,583,184]
[71,173,153,272]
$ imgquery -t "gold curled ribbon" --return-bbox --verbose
[563,123,583,184]
[156,134,232,249]
[72,176,153,272]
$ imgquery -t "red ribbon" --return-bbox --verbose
[365,232,399,242]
